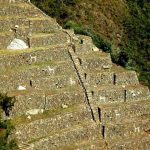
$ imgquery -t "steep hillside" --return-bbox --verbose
[31,0,150,87]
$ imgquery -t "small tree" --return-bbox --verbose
[0,94,16,117]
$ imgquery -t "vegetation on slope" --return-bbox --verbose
[0,94,18,150]
[31,0,150,87]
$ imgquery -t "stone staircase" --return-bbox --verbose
[0,1,149,150]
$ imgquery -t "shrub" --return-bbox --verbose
[0,94,16,116]
[64,21,112,52]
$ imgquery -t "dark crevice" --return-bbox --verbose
[102,125,105,139]
[30,80,32,87]
[68,45,96,121]
[98,107,101,122]
[113,73,116,85]
[124,89,127,102]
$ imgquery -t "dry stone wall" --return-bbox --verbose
[0,0,149,149]
[0,45,69,70]
[14,105,91,144]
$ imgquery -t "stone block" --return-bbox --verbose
[0,61,75,92]
[0,3,44,18]
[95,100,150,123]
[93,86,125,104]
[86,71,139,86]
[9,90,45,117]
[45,90,84,110]
[91,85,149,104]
[29,31,70,48]
[126,85,150,101]
[0,45,70,70]
[32,75,79,90]
[14,105,91,143]
[80,52,112,71]
[27,122,100,150]
[109,135,150,150]
[104,117,150,139]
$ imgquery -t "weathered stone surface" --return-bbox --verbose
[0,0,149,149]
[85,71,139,86]
[80,52,112,71]
[95,100,150,123]
[7,38,29,49]
[14,105,91,143]
[92,85,149,104]
[0,45,69,70]
[27,122,100,150]
[104,117,150,139]
[29,31,70,48]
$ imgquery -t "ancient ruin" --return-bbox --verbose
[0,0,150,149]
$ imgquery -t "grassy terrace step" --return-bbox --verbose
[8,86,84,117]
[79,51,112,70]
[0,60,74,76]
[59,139,106,150]
[0,44,70,69]
[0,16,60,32]
[13,104,92,144]
[91,84,150,104]
[29,31,70,47]
[103,115,150,140]
[84,67,139,86]
[0,2,45,18]
[107,133,150,150]
[95,99,150,124]
[27,121,100,150]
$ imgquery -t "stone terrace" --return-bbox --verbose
[0,0,149,150]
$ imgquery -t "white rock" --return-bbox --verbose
[15,25,19,28]
[62,104,68,109]
[92,46,99,52]
[26,109,44,115]
[17,86,26,91]
[7,38,29,50]
[27,115,31,120]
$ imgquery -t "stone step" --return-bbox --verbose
[0,44,70,70]
[0,61,76,92]
[29,31,70,48]
[26,121,100,150]
[79,51,112,71]
[94,99,150,124]
[91,85,149,104]
[103,115,150,140]
[73,35,97,54]
[13,104,92,144]
[8,86,84,117]
[59,139,106,150]
[0,60,74,76]
[0,2,45,18]
[0,73,79,92]
[32,75,79,90]
[0,30,68,49]
[59,132,150,150]
[0,17,60,32]
[84,69,139,86]
[107,133,150,150]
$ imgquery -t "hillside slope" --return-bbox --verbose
[31,0,150,87]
